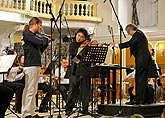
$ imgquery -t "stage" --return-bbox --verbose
[98,103,165,117]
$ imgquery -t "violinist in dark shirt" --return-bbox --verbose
[65,28,91,116]
[21,17,51,118]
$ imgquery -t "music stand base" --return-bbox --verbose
[57,114,62,118]
[51,100,65,113]
[6,108,20,118]
[113,110,128,117]
[48,115,53,118]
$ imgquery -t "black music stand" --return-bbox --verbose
[0,55,20,118]
[73,46,108,118]
[43,56,58,75]
[82,46,108,64]
[73,45,108,64]
[43,56,65,113]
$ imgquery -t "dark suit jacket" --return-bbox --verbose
[119,29,158,78]
[22,30,48,67]
[69,41,91,77]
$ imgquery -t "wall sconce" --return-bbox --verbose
[157,44,163,56]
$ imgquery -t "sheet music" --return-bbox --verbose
[0,55,17,73]
[60,79,69,84]
[104,46,113,65]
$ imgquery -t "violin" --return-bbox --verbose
[80,39,107,48]
[80,39,91,48]
[40,66,46,74]
[36,33,54,41]
[64,67,68,72]
[40,65,50,76]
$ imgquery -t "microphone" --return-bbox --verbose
[108,25,111,34]
[111,27,113,35]
[108,25,115,43]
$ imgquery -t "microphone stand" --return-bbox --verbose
[107,0,126,116]
[63,16,73,66]
[46,0,65,117]
[108,26,116,64]
[63,17,73,43]
[46,0,57,118]
[54,0,66,118]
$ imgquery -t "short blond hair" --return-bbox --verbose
[130,114,144,118]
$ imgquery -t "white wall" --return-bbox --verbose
[93,0,119,42]
[118,0,129,31]
[158,0,165,30]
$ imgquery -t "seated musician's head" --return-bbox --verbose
[75,28,88,43]
[125,23,138,36]
[61,57,68,68]
[130,114,144,118]
[18,54,24,66]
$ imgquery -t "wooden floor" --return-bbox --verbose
[98,103,165,117]
[5,103,162,118]
[5,109,110,118]
[5,95,164,118]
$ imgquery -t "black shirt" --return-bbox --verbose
[69,41,91,77]
[119,29,151,70]
[22,30,48,67]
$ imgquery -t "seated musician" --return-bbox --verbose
[16,54,25,85]
[54,56,69,104]
[124,69,162,104]
[0,84,14,118]
[38,66,56,113]
[3,61,25,113]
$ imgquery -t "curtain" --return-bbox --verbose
[132,0,139,26]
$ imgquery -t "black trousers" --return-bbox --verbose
[3,80,24,113]
[0,84,14,118]
[129,84,154,104]
[135,65,148,103]
[38,83,56,107]
[59,84,69,103]
[66,75,91,111]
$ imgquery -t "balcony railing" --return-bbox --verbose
[0,0,102,23]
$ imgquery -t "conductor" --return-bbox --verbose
[111,24,158,104]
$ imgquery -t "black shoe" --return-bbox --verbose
[25,115,32,118]
[129,100,139,105]
[81,110,91,115]
[17,111,21,114]
[39,106,48,113]
[12,105,15,111]
[33,114,44,118]
[125,102,131,105]
[17,108,21,114]
[65,110,72,116]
